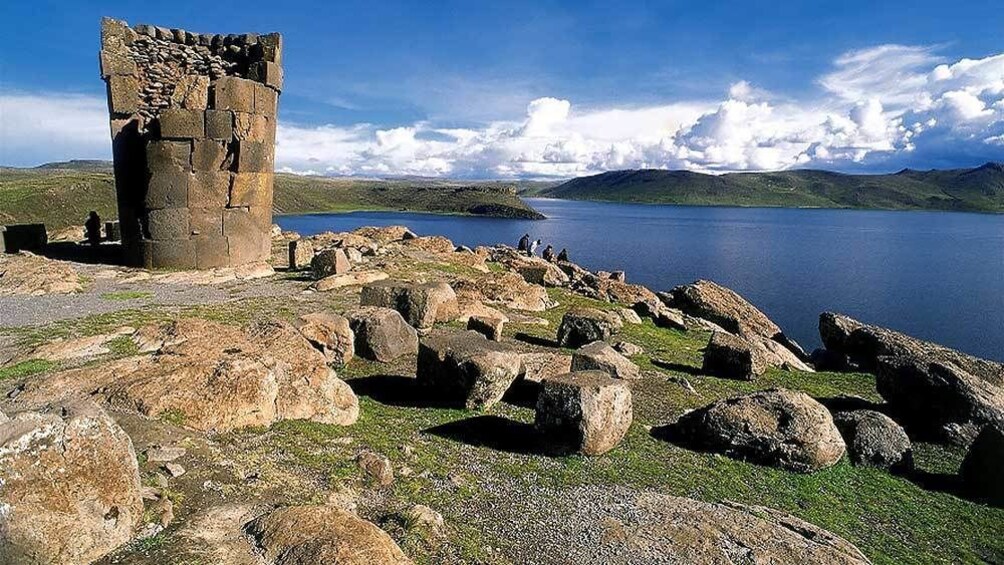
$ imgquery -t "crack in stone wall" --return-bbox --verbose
[99,17,283,269]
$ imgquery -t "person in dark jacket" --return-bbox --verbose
[517,233,530,254]
[542,245,556,262]
[557,248,569,262]
[84,211,102,246]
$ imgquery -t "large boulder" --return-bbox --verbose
[347,307,419,362]
[454,272,552,312]
[294,311,354,365]
[556,308,623,348]
[417,331,523,410]
[287,239,314,271]
[400,235,455,254]
[517,351,573,383]
[246,505,412,564]
[360,280,460,330]
[833,410,913,471]
[632,299,688,331]
[875,354,1004,445]
[535,371,633,456]
[672,388,846,473]
[702,331,770,380]
[311,248,350,279]
[0,400,144,565]
[13,319,360,431]
[960,425,1004,507]
[467,314,505,341]
[571,341,640,380]
[667,280,803,356]
[351,225,416,243]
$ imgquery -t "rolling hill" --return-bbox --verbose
[0,162,545,229]
[529,163,1004,212]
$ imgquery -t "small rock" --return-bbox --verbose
[833,410,913,471]
[145,445,186,463]
[467,315,505,341]
[407,504,445,538]
[613,340,644,356]
[357,450,394,486]
[164,462,186,478]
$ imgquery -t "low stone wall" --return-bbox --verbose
[100,17,283,268]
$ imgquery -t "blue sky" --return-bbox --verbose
[1,0,1003,176]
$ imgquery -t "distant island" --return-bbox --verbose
[0,161,546,229]
[522,163,1004,213]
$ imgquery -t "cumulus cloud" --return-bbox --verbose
[3,44,1003,176]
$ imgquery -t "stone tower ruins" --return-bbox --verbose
[99,18,283,269]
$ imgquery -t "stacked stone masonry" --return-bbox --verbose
[99,17,283,268]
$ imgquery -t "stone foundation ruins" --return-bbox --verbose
[99,17,283,268]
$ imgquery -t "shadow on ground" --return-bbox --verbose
[37,241,126,265]
[513,332,559,348]
[424,415,551,455]
[346,374,453,409]
[651,358,704,376]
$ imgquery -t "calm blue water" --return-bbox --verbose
[278,199,1004,361]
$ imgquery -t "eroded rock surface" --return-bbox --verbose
[571,341,640,380]
[347,307,419,362]
[833,410,913,471]
[535,370,633,455]
[0,252,83,295]
[0,400,144,565]
[557,307,623,348]
[418,330,523,410]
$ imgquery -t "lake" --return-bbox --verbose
[277,198,1004,361]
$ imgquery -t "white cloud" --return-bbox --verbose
[3,43,1003,176]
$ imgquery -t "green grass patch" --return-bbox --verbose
[0,358,57,380]
[100,290,154,301]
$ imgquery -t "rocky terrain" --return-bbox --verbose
[0,225,1002,564]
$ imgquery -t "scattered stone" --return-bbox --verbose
[535,370,633,456]
[352,225,416,243]
[360,280,460,329]
[246,505,412,564]
[407,504,445,539]
[617,308,642,325]
[311,248,350,279]
[146,445,187,463]
[702,331,769,380]
[467,314,505,341]
[454,272,552,312]
[27,328,133,361]
[164,462,186,478]
[346,307,419,362]
[572,341,641,380]
[314,270,388,291]
[612,340,644,356]
[357,450,394,486]
[417,330,523,409]
[0,400,143,564]
[672,388,846,473]
[556,307,623,348]
[517,351,573,383]
[833,410,913,471]
[294,311,355,365]
[960,425,1004,507]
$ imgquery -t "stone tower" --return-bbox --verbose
[99,18,283,269]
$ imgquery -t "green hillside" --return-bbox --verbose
[531,163,1004,212]
[0,163,544,229]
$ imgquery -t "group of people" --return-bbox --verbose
[517,233,568,263]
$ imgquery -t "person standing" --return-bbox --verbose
[517,233,530,254]
[542,245,556,262]
[557,248,569,262]
[84,211,102,246]
[529,239,542,257]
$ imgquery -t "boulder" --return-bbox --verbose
[401,235,455,253]
[314,270,388,291]
[672,388,846,473]
[632,299,687,331]
[454,272,552,312]
[667,280,802,357]
[571,341,641,380]
[517,351,573,383]
[617,308,642,325]
[612,340,644,357]
[347,307,419,362]
[876,354,1004,445]
[556,307,623,348]
[311,248,350,279]
[294,311,354,365]
[0,400,143,565]
[287,239,314,271]
[960,425,1004,507]
[702,331,770,380]
[417,331,523,410]
[833,410,913,471]
[357,450,394,487]
[352,225,416,243]
[360,280,460,329]
[535,371,633,455]
[467,314,505,341]
[13,319,360,431]
[246,505,412,565]
[587,492,872,564]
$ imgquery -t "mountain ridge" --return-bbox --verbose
[528,162,1004,212]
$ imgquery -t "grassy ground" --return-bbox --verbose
[5,282,1001,564]
[0,167,544,230]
